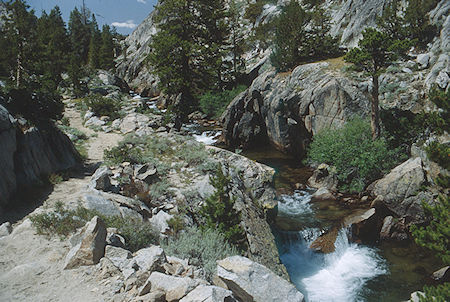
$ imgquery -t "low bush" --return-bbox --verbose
[200,167,245,245]
[425,141,450,170]
[162,226,239,281]
[83,94,122,120]
[30,203,159,252]
[306,118,404,192]
[199,85,247,118]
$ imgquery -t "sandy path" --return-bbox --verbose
[0,104,125,302]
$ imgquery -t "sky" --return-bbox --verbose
[27,0,158,35]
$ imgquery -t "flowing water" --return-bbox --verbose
[242,147,440,302]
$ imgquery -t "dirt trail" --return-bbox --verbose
[0,105,124,302]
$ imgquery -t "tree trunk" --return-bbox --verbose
[16,50,22,88]
[371,74,380,140]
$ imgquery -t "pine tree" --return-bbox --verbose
[148,0,200,118]
[36,6,70,93]
[88,14,101,69]
[199,167,245,245]
[227,0,247,84]
[1,0,37,88]
[68,7,91,64]
[345,28,411,139]
[270,2,309,71]
[99,25,115,70]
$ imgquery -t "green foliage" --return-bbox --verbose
[411,195,450,265]
[418,283,450,302]
[377,0,439,49]
[270,2,340,71]
[167,215,185,235]
[83,94,122,120]
[162,226,238,280]
[200,167,245,244]
[3,88,64,122]
[306,118,404,192]
[425,141,450,170]
[30,204,159,252]
[199,85,246,118]
[99,25,115,70]
[244,0,276,24]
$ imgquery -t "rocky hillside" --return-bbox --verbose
[116,0,448,97]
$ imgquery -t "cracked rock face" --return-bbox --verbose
[221,62,370,154]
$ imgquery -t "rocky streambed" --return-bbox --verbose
[241,147,442,302]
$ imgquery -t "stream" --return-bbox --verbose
[242,147,440,302]
[137,95,439,301]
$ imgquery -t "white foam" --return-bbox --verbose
[282,229,387,302]
[278,191,313,216]
[193,131,221,145]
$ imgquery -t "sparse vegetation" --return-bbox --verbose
[306,118,404,192]
[30,203,159,252]
[83,94,122,120]
[162,226,239,281]
[199,85,247,118]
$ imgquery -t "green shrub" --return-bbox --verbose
[306,118,404,192]
[200,167,245,245]
[30,204,159,252]
[425,141,450,170]
[162,226,239,281]
[83,94,122,120]
[167,215,185,235]
[418,283,450,302]
[199,85,247,118]
[58,125,88,144]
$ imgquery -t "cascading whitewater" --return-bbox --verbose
[278,191,387,302]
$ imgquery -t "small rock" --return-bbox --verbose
[179,285,234,302]
[135,290,165,302]
[432,266,449,282]
[380,216,394,240]
[105,245,133,271]
[360,196,369,203]
[134,245,167,272]
[307,163,338,191]
[85,116,106,127]
[107,233,126,248]
[0,222,12,237]
[416,53,430,69]
[217,256,304,302]
[64,216,107,269]
[97,257,121,279]
[149,211,173,235]
[90,166,112,191]
[134,164,158,184]
[436,70,449,89]
[311,187,336,201]
[140,272,199,301]
[402,67,413,74]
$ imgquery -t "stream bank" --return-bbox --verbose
[242,146,440,302]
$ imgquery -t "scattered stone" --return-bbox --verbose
[134,164,158,184]
[140,272,199,301]
[0,221,12,237]
[134,290,165,302]
[436,70,449,89]
[307,163,338,191]
[309,228,338,253]
[416,53,430,69]
[85,116,106,127]
[105,245,133,271]
[90,166,112,191]
[134,245,167,273]
[64,216,107,269]
[380,216,395,240]
[216,256,304,302]
[311,187,336,201]
[149,211,173,235]
[97,257,121,279]
[432,266,449,282]
[179,285,234,302]
[107,232,126,248]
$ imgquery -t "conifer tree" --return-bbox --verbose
[36,6,70,93]
[99,25,115,70]
[345,28,410,139]
[88,14,101,69]
[1,0,37,88]
[68,7,91,64]
[148,0,199,118]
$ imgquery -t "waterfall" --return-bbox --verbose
[278,191,387,302]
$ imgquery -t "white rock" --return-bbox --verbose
[416,53,430,69]
[217,256,304,302]
[64,216,107,269]
[179,285,234,302]
[149,211,173,235]
[105,245,133,271]
[0,222,12,237]
[134,245,167,272]
[140,272,199,301]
